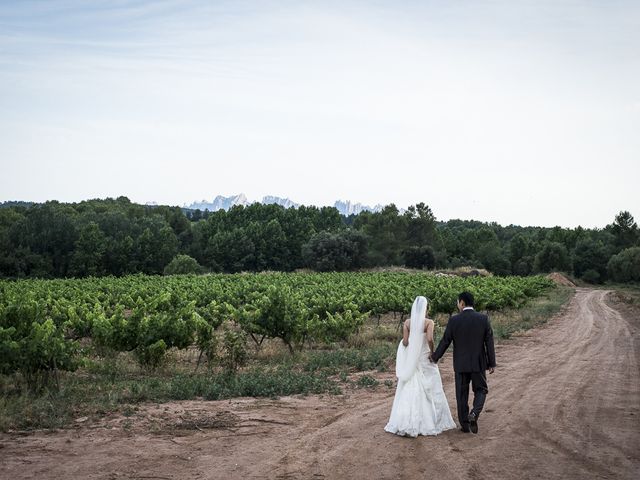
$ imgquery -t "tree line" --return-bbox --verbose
[0,197,638,283]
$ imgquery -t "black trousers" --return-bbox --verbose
[455,371,488,426]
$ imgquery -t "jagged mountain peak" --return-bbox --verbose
[183,194,385,215]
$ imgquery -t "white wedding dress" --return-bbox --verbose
[384,297,457,437]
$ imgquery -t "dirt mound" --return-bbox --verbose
[546,272,576,286]
[433,267,492,278]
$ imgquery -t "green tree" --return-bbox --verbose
[164,254,203,275]
[509,234,533,275]
[477,242,511,276]
[533,241,571,273]
[69,222,107,277]
[134,221,179,274]
[572,237,610,283]
[609,211,638,250]
[354,205,407,266]
[247,219,289,271]
[404,203,437,246]
[0,208,27,277]
[302,229,368,271]
[607,247,640,282]
[403,245,436,269]
[15,202,78,276]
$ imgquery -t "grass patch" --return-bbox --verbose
[303,344,395,374]
[489,286,574,339]
[0,366,341,431]
[0,342,398,431]
[356,374,380,388]
[171,368,341,401]
[603,284,640,306]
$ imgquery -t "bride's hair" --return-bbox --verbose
[413,296,428,314]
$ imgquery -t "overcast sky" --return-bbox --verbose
[1,0,638,228]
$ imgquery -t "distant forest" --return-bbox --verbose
[0,197,638,283]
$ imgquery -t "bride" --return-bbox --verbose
[384,296,457,437]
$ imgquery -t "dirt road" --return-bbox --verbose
[1,288,638,479]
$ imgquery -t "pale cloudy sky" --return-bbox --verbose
[0,0,638,228]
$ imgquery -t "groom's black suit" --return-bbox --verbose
[431,308,496,429]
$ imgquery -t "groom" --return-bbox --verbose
[429,291,496,434]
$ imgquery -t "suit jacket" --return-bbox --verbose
[431,309,496,373]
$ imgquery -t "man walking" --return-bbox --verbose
[430,291,496,434]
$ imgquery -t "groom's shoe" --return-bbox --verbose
[468,412,478,434]
[460,424,471,433]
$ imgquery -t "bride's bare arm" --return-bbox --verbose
[402,319,410,346]
[426,319,435,353]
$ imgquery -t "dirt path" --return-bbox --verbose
[1,289,639,479]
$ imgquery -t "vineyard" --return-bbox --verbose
[0,272,553,390]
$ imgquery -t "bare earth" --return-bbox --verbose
[1,288,639,480]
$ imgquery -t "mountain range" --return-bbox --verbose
[182,195,384,216]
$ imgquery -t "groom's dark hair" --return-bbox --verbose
[458,291,475,307]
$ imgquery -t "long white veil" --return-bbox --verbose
[395,296,428,382]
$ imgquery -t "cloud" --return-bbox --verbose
[0,0,639,228]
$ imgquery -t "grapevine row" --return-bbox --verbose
[0,272,554,386]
